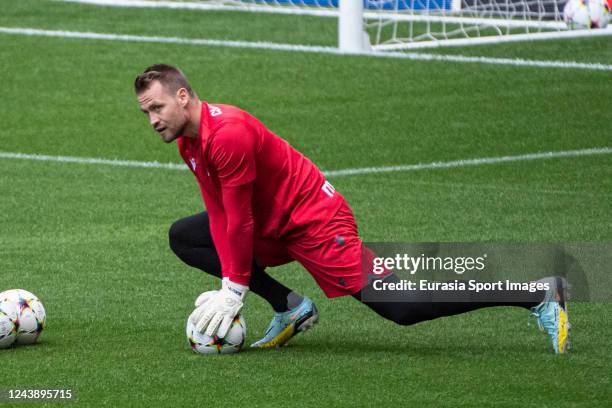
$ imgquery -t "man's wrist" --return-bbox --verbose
[222,277,249,300]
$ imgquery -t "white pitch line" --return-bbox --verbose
[323,147,612,177]
[0,27,336,54]
[1,148,610,178]
[59,0,341,17]
[1,27,612,71]
[0,151,185,171]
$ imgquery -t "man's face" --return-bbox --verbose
[138,81,189,143]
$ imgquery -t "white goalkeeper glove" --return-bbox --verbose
[189,278,249,338]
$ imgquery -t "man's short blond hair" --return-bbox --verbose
[134,64,195,97]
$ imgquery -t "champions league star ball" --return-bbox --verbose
[0,289,46,345]
[0,301,18,349]
[589,0,610,28]
[564,0,591,28]
[186,315,246,354]
[564,0,610,28]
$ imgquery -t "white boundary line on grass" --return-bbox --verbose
[1,27,612,71]
[322,147,612,177]
[59,0,341,17]
[0,151,186,171]
[1,147,611,178]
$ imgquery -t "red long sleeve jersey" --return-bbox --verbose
[177,102,343,285]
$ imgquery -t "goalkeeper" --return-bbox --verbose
[134,64,569,353]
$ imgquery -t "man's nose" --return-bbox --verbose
[149,113,159,127]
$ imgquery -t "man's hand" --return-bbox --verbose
[189,279,249,338]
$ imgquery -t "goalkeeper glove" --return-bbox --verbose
[189,278,249,338]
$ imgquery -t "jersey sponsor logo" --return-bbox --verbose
[321,180,335,198]
[190,158,197,171]
[209,105,223,117]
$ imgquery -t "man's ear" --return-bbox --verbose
[177,87,190,107]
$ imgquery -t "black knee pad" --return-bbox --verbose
[392,312,424,326]
[169,215,207,255]
[382,308,418,326]
[168,219,185,255]
[366,301,435,327]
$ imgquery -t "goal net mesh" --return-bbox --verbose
[107,0,572,48]
[364,0,567,49]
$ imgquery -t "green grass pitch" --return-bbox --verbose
[0,1,611,407]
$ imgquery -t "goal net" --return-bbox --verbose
[364,0,569,50]
[64,0,612,50]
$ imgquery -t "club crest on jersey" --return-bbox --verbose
[322,180,335,197]
[209,105,222,117]
[190,158,197,171]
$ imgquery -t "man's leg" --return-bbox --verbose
[283,196,570,353]
[353,273,570,353]
[352,273,544,326]
[168,212,302,313]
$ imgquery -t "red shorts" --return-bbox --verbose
[253,200,374,298]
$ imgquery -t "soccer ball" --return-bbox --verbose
[564,0,591,28]
[186,315,246,354]
[0,301,18,349]
[589,0,610,28]
[0,289,46,345]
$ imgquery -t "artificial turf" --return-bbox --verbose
[0,1,610,407]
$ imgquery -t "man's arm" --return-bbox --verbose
[219,182,254,286]
[209,121,257,285]
[197,183,233,276]
[189,121,257,337]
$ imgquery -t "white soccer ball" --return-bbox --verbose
[0,289,38,301]
[186,315,246,354]
[589,0,610,28]
[564,0,592,28]
[0,301,18,349]
[0,289,46,345]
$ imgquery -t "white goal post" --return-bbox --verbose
[62,0,612,51]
